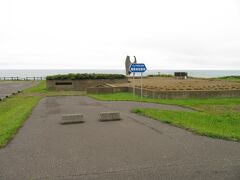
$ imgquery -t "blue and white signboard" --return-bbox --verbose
[129,63,147,98]
[130,63,147,73]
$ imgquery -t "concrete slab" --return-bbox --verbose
[0,96,239,180]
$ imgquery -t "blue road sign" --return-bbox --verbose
[130,63,147,73]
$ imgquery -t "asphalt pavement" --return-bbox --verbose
[0,81,37,99]
[0,96,239,180]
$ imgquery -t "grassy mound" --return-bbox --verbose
[218,76,240,82]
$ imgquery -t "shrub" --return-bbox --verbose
[46,73,126,80]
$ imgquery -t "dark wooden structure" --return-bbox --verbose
[174,72,188,79]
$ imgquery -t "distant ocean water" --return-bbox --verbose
[0,69,239,78]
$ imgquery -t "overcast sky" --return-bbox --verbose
[0,0,240,69]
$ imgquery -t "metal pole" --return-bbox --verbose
[133,72,135,97]
[141,72,143,98]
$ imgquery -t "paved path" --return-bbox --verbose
[0,96,239,180]
[0,81,38,99]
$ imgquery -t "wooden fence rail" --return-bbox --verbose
[0,77,45,81]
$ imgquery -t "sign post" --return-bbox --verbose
[130,63,147,98]
[141,72,143,97]
[133,72,135,97]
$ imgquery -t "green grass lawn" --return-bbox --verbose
[132,109,240,141]
[24,80,86,96]
[23,80,47,93]
[89,92,240,141]
[0,96,41,147]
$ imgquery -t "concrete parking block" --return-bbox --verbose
[99,111,121,121]
[61,114,84,124]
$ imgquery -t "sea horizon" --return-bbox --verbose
[0,69,240,78]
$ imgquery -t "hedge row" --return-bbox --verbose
[46,73,126,80]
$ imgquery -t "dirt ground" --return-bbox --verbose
[115,77,240,91]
